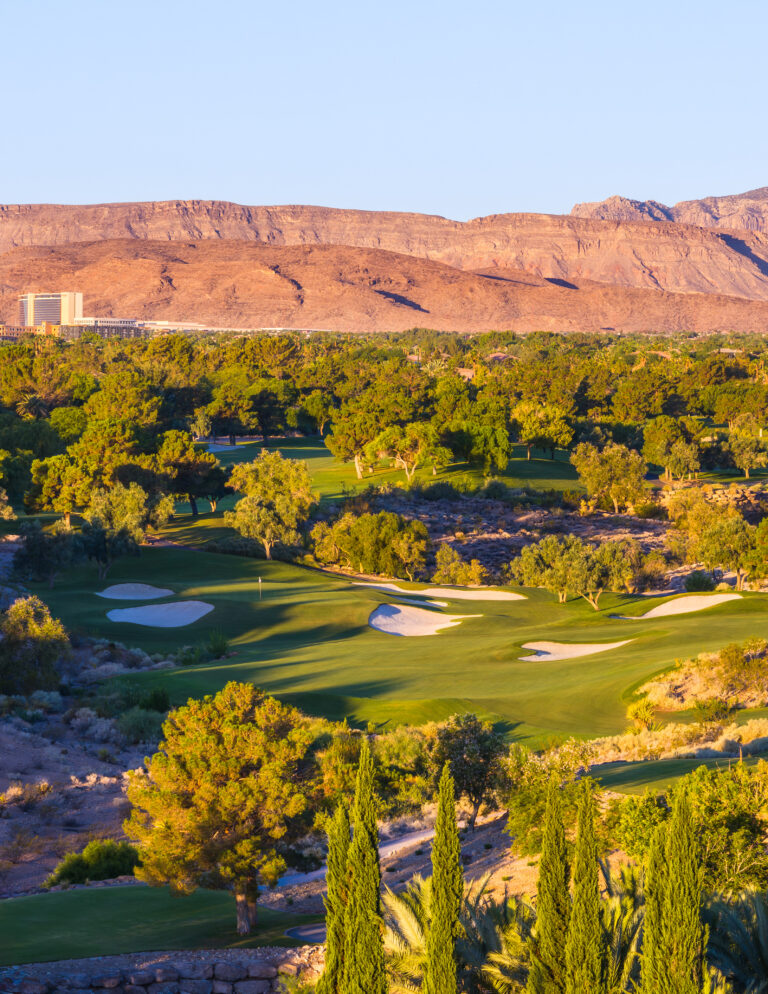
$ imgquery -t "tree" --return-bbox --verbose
[508,535,582,604]
[569,540,637,611]
[125,682,317,935]
[325,410,376,480]
[13,520,81,588]
[527,781,570,994]
[728,423,767,480]
[304,390,337,436]
[0,595,69,695]
[432,714,506,830]
[424,764,463,994]
[365,422,451,482]
[189,407,212,440]
[697,516,756,590]
[83,371,161,427]
[564,785,606,994]
[85,482,171,542]
[513,402,573,460]
[317,804,350,994]
[226,450,316,559]
[0,488,14,524]
[28,454,92,528]
[311,511,429,580]
[155,430,225,517]
[640,793,706,994]
[79,521,139,580]
[343,738,386,994]
[570,442,646,513]
[432,544,488,586]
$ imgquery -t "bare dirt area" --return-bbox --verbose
[0,714,145,896]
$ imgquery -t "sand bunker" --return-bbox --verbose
[621,593,742,620]
[369,604,478,636]
[356,582,525,602]
[107,601,214,628]
[394,596,450,608]
[96,583,173,600]
[519,640,633,662]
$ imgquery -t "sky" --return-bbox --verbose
[3,0,766,220]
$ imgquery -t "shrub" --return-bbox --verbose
[45,839,138,887]
[0,596,70,695]
[685,570,716,592]
[206,628,229,659]
[478,479,509,500]
[634,501,667,520]
[137,687,170,713]
[693,698,733,722]
[176,645,203,666]
[419,481,460,502]
[116,707,165,744]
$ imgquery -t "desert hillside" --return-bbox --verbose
[3,238,768,333]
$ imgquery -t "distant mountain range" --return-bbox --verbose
[2,191,768,333]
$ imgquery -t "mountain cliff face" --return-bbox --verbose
[572,187,768,232]
[2,193,768,333]
[2,238,768,334]
[3,200,768,304]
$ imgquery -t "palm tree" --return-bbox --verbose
[599,860,644,993]
[706,889,768,993]
[15,390,51,420]
[383,875,535,994]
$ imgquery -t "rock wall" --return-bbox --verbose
[0,949,323,994]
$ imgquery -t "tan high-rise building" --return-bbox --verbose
[18,291,83,326]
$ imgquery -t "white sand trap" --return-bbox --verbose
[369,604,479,637]
[519,640,633,662]
[206,443,239,452]
[394,597,450,608]
[96,583,174,600]
[622,593,742,620]
[107,601,214,628]
[355,582,525,602]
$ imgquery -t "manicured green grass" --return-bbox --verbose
[0,886,320,966]
[593,755,765,795]
[33,547,768,746]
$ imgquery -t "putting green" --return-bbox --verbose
[0,886,320,966]
[32,547,768,745]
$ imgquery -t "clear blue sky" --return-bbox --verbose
[4,0,766,219]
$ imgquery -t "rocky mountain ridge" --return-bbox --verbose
[572,186,768,232]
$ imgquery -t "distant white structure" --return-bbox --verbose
[18,291,83,325]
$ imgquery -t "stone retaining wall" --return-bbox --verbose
[0,950,324,994]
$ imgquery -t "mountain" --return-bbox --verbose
[2,195,768,333]
[572,186,768,232]
[3,238,768,334]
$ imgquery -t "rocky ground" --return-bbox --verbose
[363,492,669,577]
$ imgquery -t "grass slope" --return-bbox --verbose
[0,886,320,966]
[33,547,768,745]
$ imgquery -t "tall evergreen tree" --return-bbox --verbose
[641,792,705,994]
[527,779,571,994]
[343,738,386,994]
[317,804,350,994]
[564,784,606,994]
[425,763,463,994]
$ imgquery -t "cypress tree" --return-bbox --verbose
[564,784,606,994]
[317,804,350,994]
[343,738,386,994]
[425,763,463,994]
[641,792,704,994]
[527,779,571,994]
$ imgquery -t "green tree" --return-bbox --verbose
[28,453,92,528]
[513,402,573,460]
[365,422,451,482]
[728,421,767,480]
[570,442,646,513]
[432,544,488,586]
[317,804,350,994]
[424,763,463,994]
[326,403,380,479]
[696,516,756,590]
[343,738,386,994]
[564,785,606,994]
[125,682,317,935]
[640,793,706,994]
[432,714,506,830]
[0,595,69,695]
[155,430,225,517]
[79,520,139,580]
[13,520,81,588]
[527,781,570,994]
[85,482,170,542]
[226,450,316,559]
[508,535,582,603]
